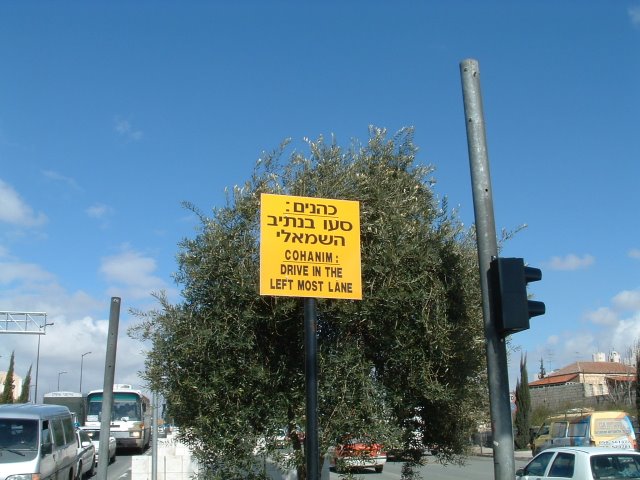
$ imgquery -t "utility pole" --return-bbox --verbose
[460,58,516,480]
[97,298,120,480]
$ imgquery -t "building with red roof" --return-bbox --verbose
[529,356,636,411]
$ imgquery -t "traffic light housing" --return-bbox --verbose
[490,257,545,335]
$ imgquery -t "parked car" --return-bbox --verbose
[516,446,640,479]
[327,435,387,473]
[82,429,116,465]
[75,428,96,479]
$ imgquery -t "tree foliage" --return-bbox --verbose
[514,354,531,450]
[130,127,487,479]
[18,365,32,403]
[1,352,16,404]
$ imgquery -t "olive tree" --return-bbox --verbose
[131,127,487,479]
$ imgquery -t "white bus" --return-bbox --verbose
[84,384,151,452]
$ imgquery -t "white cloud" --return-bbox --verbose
[0,261,55,286]
[609,312,640,351]
[629,249,640,260]
[114,117,143,141]
[0,259,152,397]
[3,312,149,397]
[612,289,640,311]
[86,203,115,223]
[0,249,161,398]
[86,204,110,219]
[41,170,81,191]
[584,307,618,326]
[546,253,594,271]
[0,179,47,227]
[546,335,559,346]
[100,247,168,300]
[630,6,640,28]
[562,331,596,359]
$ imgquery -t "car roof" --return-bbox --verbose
[541,446,640,455]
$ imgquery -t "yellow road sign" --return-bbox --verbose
[260,193,362,299]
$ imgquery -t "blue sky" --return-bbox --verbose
[1,2,639,398]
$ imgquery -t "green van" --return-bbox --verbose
[0,403,78,480]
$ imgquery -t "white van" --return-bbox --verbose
[0,403,77,480]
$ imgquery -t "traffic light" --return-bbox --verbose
[490,257,545,335]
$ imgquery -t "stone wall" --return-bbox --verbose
[531,383,637,412]
[530,383,586,411]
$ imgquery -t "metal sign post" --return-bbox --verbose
[304,298,319,480]
[260,193,362,480]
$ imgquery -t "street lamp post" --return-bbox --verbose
[34,322,54,403]
[79,351,91,393]
[57,371,67,391]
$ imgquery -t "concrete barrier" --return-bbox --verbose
[132,434,330,480]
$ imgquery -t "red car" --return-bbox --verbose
[328,435,387,473]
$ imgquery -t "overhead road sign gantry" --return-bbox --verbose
[0,311,48,334]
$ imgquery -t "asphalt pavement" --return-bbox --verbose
[471,445,533,460]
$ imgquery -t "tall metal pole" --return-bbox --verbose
[304,298,319,480]
[460,58,515,480]
[80,351,91,392]
[152,390,158,480]
[35,332,42,402]
[34,321,53,404]
[97,297,120,480]
[57,371,67,390]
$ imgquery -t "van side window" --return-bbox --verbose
[568,422,588,438]
[42,420,51,446]
[61,417,75,445]
[551,422,568,438]
[51,418,65,447]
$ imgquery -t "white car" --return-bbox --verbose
[75,428,96,479]
[516,446,640,479]
[82,429,116,465]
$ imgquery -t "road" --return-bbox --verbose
[328,455,530,480]
[104,447,531,480]
[105,449,134,480]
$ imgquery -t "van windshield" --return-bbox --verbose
[0,419,39,450]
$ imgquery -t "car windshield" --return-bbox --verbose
[590,454,640,479]
[84,429,101,441]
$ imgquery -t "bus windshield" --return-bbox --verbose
[87,392,142,421]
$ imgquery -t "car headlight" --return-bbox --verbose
[6,475,40,480]
[130,431,141,438]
